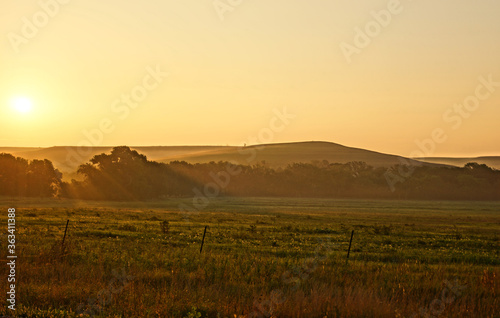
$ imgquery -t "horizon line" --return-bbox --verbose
[0,141,499,158]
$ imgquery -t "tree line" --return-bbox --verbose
[1,146,499,201]
[0,153,62,197]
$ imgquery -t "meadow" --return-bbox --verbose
[0,197,498,317]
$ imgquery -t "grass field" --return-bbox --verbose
[0,197,498,317]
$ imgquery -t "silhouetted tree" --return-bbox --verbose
[3,148,498,201]
[0,154,61,197]
[26,159,62,197]
[0,153,28,196]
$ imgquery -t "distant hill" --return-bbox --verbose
[1,142,450,179]
[416,157,500,170]
[157,141,439,168]
[0,147,41,154]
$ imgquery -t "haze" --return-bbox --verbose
[1,0,499,157]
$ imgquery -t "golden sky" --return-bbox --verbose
[1,0,499,157]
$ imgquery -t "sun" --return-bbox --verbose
[10,96,33,114]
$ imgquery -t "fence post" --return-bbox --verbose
[61,220,69,254]
[346,230,354,264]
[200,226,208,253]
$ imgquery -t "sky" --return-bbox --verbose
[1,0,499,157]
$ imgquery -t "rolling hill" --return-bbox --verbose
[156,141,440,168]
[415,156,500,170]
[1,141,444,178]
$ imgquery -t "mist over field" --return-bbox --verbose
[1,144,500,201]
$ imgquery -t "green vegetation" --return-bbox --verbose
[0,197,498,317]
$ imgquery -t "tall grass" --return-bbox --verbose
[0,197,498,317]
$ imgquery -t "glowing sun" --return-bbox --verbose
[10,96,33,114]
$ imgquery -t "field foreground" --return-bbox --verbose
[0,197,498,317]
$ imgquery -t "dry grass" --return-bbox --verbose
[0,197,498,317]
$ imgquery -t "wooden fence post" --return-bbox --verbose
[61,220,69,254]
[200,226,208,253]
[346,230,354,264]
